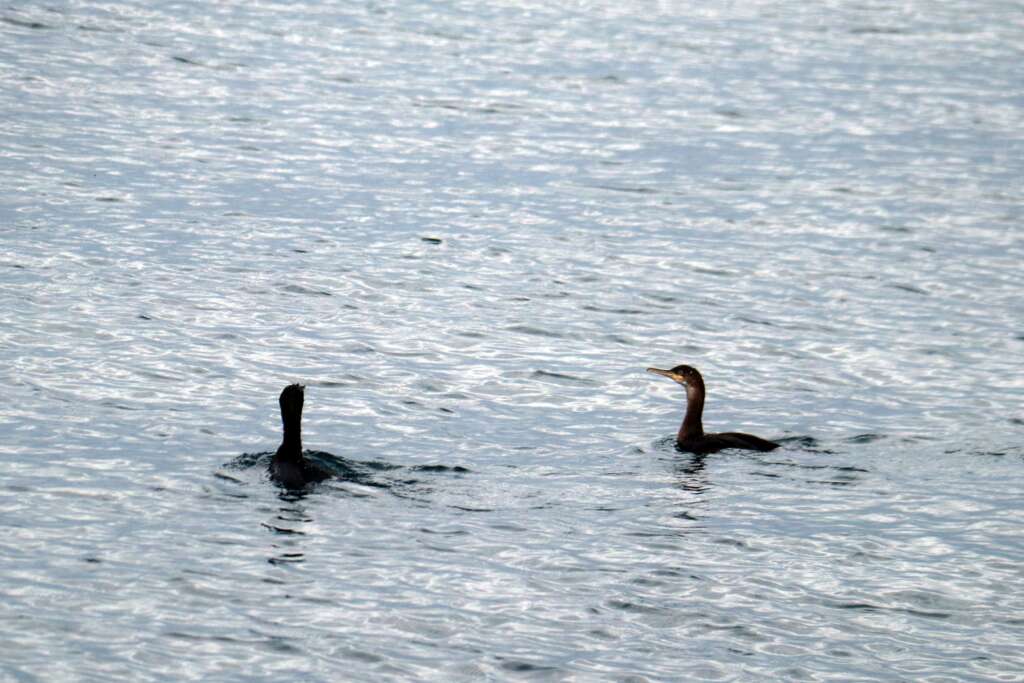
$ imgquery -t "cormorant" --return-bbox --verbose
[270,384,331,488]
[647,365,780,454]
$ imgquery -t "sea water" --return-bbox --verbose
[1,1,1022,680]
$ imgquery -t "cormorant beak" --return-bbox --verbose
[647,367,690,386]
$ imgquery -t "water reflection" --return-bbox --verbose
[250,452,472,565]
[263,500,311,566]
[671,452,709,494]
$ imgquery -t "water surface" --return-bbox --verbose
[1,1,1022,680]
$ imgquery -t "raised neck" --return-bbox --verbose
[277,407,303,461]
[679,382,705,441]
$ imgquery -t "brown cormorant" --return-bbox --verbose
[647,365,780,454]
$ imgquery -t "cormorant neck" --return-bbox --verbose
[680,383,705,442]
[277,415,302,462]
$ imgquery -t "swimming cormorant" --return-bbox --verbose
[647,365,780,454]
[270,384,331,488]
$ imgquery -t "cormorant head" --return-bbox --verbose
[279,383,305,422]
[646,364,703,387]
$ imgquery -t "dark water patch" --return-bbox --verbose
[172,55,203,66]
[261,523,305,536]
[418,527,469,536]
[972,448,1023,457]
[497,658,561,674]
[846,433,886,444]
[344,342,376,354]
[737,315,774,327]
[3,17,52,29]
[409,464,470,474]
[776,435,826,450]
[211,471,249,490]
[890,283,928,295]
[261,635,303,654]
[100,400,141,411]
[652,568,702,580]
[625,529,679,539]
[691,265,735,277]
[803,478,856,487]
[701,623,764,641]
[416,98,526,115]
[528,369,597,385]
[280,284,332,296]
[831,601,882,612]
[827,599,949,620]
[761,459,867,474]
[506,325,564,338]
[606,599,663,615]
[167,631,247,644]
[588,184,657,194]
[75,23,121,33]
[639,292,678,304]
[582,305,647,315]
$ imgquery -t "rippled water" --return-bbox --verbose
[2,1,1023,680]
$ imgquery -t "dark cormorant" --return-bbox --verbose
[270,384,331,488]
[647,365,780,454]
